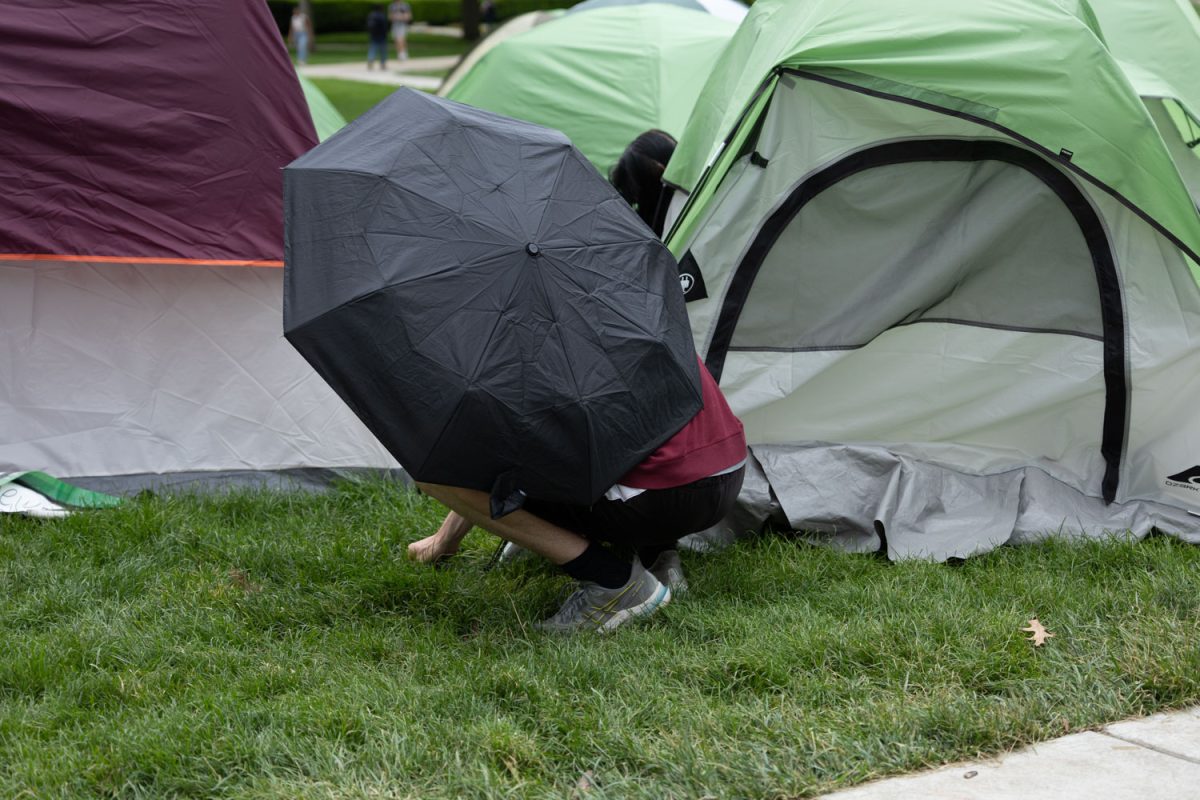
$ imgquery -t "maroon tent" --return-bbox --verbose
[0,0,395,489]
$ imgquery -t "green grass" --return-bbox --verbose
[308,78,403,121]
[294,31,470,64]
[3,480,1199,799]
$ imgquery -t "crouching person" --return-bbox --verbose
[410,356,745,634]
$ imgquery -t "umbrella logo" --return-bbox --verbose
[676,251,708,302]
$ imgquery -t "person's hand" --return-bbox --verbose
[407,511,471,563]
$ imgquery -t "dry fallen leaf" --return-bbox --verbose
[576,771,595,793]
[228,568,261,594]
[1021,618,1055,646]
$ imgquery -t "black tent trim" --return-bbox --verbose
[727,318,1106,352]
[786,68,1200,267]
[704,138,1128,504]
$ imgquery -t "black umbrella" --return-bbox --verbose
[283,89,701,516]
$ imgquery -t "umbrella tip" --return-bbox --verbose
[525,243,542,257]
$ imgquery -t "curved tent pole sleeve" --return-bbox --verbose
[705,138,1127,504]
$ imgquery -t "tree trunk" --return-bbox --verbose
[462,0,481,41]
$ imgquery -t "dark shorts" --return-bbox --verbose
[523,465,745,549]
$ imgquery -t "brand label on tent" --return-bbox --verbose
[678,251,709,302]
[1165,465,1200,495]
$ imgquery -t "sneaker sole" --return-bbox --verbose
[598,583,671,633]
[651,567,688,596]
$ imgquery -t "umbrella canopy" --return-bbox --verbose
[284,89,701,515]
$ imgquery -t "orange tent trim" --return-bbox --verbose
[0,253,284,268]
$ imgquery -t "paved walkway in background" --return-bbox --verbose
[298,56,459,91]
[817,706,1200,799]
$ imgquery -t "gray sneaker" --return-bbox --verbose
[647,550,687,595]
[537,560,670,634]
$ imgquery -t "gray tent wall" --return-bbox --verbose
[677,73,1200,560]
[0,259,398,495]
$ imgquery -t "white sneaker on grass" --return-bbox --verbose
[647,549,687,596]
[537,560,670,634]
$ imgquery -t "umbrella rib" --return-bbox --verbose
[543,241,661,291]
[526,251,583,401]
[551,303,631,396]
[406,272,529,489]
[532,146,575,242]
[395,137,525,242]
[458,123,530,236]
[547,237,654,250]
[362,229,512,249]
[460,262,528,382]
[537,270,593,497]
[411,381,473,480]
[391,177,517,243]
[540,252,663,338]
[404,251,527,352]
[297,166,518,244]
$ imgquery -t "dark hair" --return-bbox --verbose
[611,129,676,236]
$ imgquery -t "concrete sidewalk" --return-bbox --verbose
[818,706,1200,799]
[298,57,458,91]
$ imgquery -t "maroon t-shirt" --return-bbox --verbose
[618,356,746,490]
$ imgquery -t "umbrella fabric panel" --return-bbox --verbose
[285,90,702,506]
[284,101,576,330]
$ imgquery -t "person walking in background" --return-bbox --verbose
[289,6,312,65]
[367,5,390,70]
[389,0,413,61]
[481,0,499,35]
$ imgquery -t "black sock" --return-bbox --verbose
[638,540,678,568]
[562,542,632,589]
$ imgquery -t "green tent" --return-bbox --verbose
[1087,0,1200,208]
[442,5,736,176]
[662,0,1200,559]
[439,9,563,98]
[298,74,348,142]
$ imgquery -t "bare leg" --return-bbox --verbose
[413,482,588,565]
